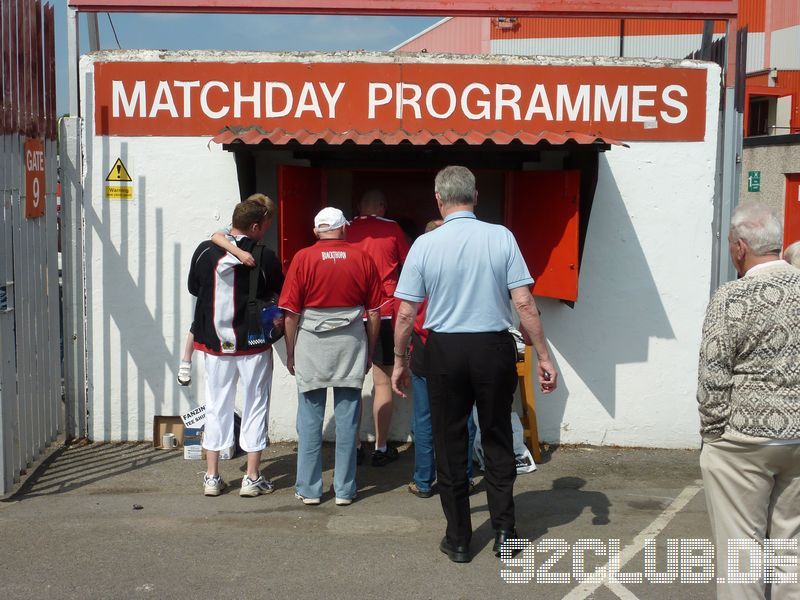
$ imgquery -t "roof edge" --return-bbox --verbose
[390,17,452,51]
[80,48,717,70]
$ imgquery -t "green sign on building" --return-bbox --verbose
[748,171,761,192]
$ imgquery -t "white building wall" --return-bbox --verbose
[622,33,724,60]
[491,36,619,58]
[81,134,240,441]
[746,32,766,73]
[771,26,800,70]
[537,146,717,448]
[741,143,800,217]
[81,54,720,448]
[492,33,727,61]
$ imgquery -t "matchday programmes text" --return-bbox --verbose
[93,62,707,140]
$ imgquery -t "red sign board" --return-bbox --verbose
[94,61,709,142]
[24,139,46,219]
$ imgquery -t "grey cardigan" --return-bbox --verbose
[294,306,368,393]
[697,261,800,441]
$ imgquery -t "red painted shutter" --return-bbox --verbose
[278,165,326,273]
[505,170,580,301]
[785,174,800,250]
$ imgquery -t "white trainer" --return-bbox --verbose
[294,493,321,506]
[177,360,192,386]
[240,475,275,497]
[335,495,355,506]
[203,473,226,496]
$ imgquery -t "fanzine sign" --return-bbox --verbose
[94,61,708,141]
[181,405,206,429]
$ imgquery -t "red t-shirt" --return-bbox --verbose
[346,215,411,318]
[278,239,385,313]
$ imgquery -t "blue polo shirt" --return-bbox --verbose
[395,211,533,333]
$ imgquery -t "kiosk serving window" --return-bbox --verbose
[269,152,585,302]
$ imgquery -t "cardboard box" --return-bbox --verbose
[153,416,185,449]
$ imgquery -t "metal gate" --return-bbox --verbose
[0,0,60,495]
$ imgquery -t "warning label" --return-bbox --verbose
[105,158,132,182]
[105,185,134,200]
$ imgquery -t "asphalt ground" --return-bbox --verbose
[0,442,716,600]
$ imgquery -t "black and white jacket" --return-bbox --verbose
[188,236,283,356]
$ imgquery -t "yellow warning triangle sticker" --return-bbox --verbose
[105,158,132,182]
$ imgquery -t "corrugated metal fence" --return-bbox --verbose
[0,0,60,495]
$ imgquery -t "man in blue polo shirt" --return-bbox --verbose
[391,165,558,563]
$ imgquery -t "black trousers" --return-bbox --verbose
[426,330,518,547]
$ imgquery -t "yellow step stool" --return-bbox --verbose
[516,345,542,462]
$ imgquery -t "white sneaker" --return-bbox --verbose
[335,495,356,506]
[203,473,226,496]
[240,475,275,497]
[177,361,192,386]
[294,492,320,505]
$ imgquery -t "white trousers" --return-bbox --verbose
[202,350,273,453]
[700,438,800,600]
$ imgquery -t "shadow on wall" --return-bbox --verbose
[535,155,675,442]
[85,84,193,440]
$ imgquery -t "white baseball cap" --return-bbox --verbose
[314,207,350,232]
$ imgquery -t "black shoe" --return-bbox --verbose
[493,529,523,558]
[371,445,398,467]
[439,537,471,563]
[356,446,364,466]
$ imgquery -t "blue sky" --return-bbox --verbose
[55,2,439,115]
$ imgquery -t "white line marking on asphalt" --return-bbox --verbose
[623,493,676,502]
[562,479,704,600]
[606,579,640,600]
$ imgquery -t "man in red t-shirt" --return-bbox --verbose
[279,207,384,506]
[347,190,411,466]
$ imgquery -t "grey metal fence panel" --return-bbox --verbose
[11,165,31,470]
[0,0,61,495]
[0,144,20,494]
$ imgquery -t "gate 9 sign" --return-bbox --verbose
[25,139,45,219]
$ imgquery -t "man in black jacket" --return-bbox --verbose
[188,199,283,497]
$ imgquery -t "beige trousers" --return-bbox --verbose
[700,438,800,600]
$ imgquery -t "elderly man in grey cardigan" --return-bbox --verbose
[697,202,800,600]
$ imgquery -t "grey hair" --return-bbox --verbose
[729,203,783,256]
[434,166,476,206]
[784,240,800,268]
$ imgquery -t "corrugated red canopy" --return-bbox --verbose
[211,126,628,147]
